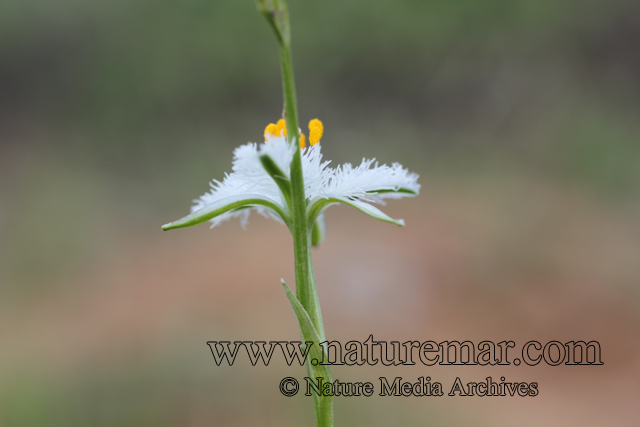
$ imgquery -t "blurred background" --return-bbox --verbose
[1,0,639,425]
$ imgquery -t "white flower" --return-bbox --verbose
[162,119,419,236]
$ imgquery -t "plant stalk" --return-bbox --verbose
[257,1,333,425]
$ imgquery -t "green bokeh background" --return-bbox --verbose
[1,1,639,426]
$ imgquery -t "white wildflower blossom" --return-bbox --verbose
[162,119,419,234]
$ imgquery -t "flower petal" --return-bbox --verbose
[162,194,290,231]
[320,159,420,201]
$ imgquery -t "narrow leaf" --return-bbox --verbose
[162,194,289,231]
[367,187,418,195]
[311,213,327,247]
[308,196,405,227]
[281,279,331,380]
[260,154,292,207]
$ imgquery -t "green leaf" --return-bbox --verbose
[367,187,418,195]
[259,154,292,208]
[162,194,290,231]
[255,0,290,45]
[311,213,327,247]
[281,279,331,380]
[308,196,405,228]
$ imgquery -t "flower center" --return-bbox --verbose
[264,118,324,148]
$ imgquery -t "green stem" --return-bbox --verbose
[280,44,301,145]
[257,1,333,426]
[290,107,334,427]
[283,29,334,427]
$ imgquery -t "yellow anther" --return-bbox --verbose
[309,118,323,133]
[264,123,279,140]
[308,118,323,146]
[276,118,287,137]
[299,133,306,148]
